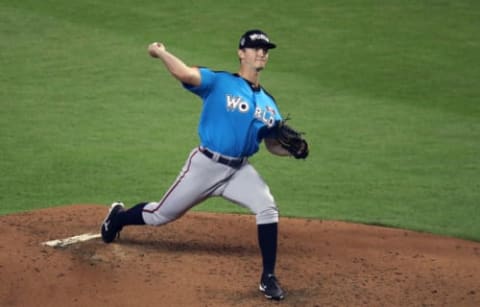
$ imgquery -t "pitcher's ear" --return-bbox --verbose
[237,49,245,60]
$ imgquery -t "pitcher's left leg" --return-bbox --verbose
[222,163,279,224]
[222,163,285,300]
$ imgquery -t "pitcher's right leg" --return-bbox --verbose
[101,148,235,241]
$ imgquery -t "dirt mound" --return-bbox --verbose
[1,205,479,306]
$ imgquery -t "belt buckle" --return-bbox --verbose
[228,157,243,168]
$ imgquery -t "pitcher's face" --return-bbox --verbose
[238,47,270,72]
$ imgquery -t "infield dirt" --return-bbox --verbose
[1,205,479,306]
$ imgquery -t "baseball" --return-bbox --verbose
[148,42,163,58]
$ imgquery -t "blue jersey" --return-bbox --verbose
[184,67,283,158]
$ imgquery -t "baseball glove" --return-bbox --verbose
[276,119,309,159]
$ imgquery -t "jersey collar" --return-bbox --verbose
[234,73,262,92]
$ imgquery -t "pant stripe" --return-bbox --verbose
[143,149,199,214]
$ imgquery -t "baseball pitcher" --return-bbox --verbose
[101,29,309,301]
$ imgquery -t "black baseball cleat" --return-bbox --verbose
[259,273,285,300]
[101,202,125,243]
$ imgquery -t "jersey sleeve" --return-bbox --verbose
[183,67,216,97]
[273,104,283,121]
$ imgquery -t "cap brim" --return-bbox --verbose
[266,42,276,49]
[244,42,277,49]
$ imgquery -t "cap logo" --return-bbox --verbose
[249,33,270,42]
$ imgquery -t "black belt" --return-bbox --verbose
[199,147,246,168]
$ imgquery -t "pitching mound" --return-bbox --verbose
[0,205,479,306]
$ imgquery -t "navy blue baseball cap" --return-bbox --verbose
[238,29,277,50]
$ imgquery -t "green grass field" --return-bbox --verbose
[1,0,479,241]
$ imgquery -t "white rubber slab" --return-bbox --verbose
[42,233,101,248]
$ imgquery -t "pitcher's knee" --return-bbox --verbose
[141,202,177,226]
[256,206,279,225]
[142,212,173,226]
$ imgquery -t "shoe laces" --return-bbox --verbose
[263,274,280,288]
